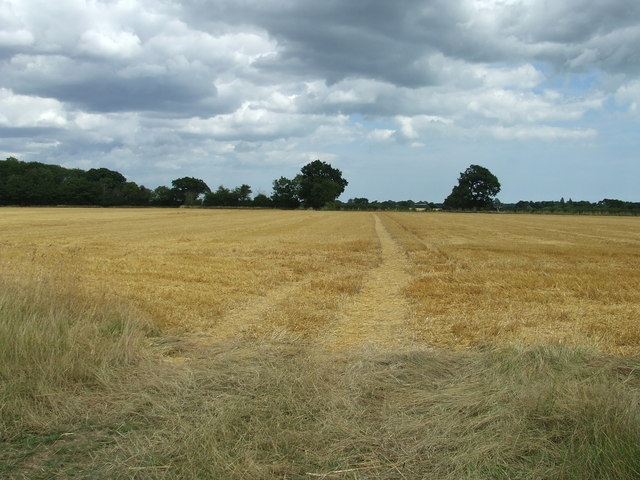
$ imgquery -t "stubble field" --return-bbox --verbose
[2,208,640,479]
[1,207,639,354]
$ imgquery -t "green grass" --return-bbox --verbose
[2,276,640,479]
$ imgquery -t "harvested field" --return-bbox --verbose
[3,207,640,479]
[1,207,639,354]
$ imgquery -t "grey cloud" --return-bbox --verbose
[506,0,640,44]
[183,0,463,87]
[2,0,640,202]
[4,54,223,115]
[0,126,60,139]
[494,0,640,74]
[39,71,218,114]
[183,0,640,83]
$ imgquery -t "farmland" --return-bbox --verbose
[2,208,640,479]
[1,208,639,354]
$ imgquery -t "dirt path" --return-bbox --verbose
[179,213,418,351]
[224,282,312,341]
[321,214,417,351]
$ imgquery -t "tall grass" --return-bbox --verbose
[2,274,639,479]
[0,275,156,434]
[90,343,639,480]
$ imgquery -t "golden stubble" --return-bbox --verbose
[380,212,640,355]
[1,208,639,354]
[0,208,378,341]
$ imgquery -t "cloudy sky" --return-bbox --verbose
[1,0,639,202]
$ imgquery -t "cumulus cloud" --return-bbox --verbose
[0,0,639,201]
[485,125,598,140]
[0,88,68,128]
[78,29,142,59]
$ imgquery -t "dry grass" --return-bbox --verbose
[3,323,640,479]
[1,208,639,354]
[2,208,640,478]
[0,208,377,339]
[99,342,640,480]
[379,212,640,355]
[0,272,156,437]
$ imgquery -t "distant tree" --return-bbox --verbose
[119,182,152,205]
[85,168,127,185]
[0,157,151,206]
[296,160,348,209]
[599,198,625,210]
[271,176,301,209]
[252,193,272,207]
[85,168,127,205]
[444,164,501,210]
[234,184,252,206]
[171,177,210,206]
[347,198,370,210]
[204,185,237,207]
[396,200,415,210]
[0,158,61,205]
[60,171,96,205]
[24,167,58,204]
[151,186,179,206]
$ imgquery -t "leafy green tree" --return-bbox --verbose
[271,177,301,209]
[85,168,126,185]
[3,174,29,205]
[204,185,235,207]
[60,171,96,205]
[252,193,272,207]
[85,168,127,205]
[24,167,58,204]
[444,164,501,210]
[234,184,252,206]
[203,184,253,207]
[171,177,210,206]
[0,157,153,206]
[296,160,348,209]
[118,182,152,206]
[151,186,179,206]
[0,159,59,205]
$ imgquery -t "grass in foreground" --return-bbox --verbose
[1,278,640,479]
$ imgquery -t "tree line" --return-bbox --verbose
[0,157,349,209]
[500,198,640,215]
[1,157,638,214]
[0,157,151,206]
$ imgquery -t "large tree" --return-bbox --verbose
[296,160,348,209]
[234,184,252,206]
[444,164,501,210]
[271,176,301,209]
[171,177,210,206]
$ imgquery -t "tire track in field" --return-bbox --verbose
[201,278,314,342]
[322,214,417,351]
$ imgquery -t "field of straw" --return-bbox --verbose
[1,208,639,354]
[2,208,640,479]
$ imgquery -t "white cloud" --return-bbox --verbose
[466,89,604,123]
[395,115,453,141]
[0,88,68,128]
[0,28,34,47]
[72,111,142,144]
[367,129,396,143]
[78,29,142,59]
[1,0,639,201]
[485,124,597,140]
[616,80,640,113]
[182,102,346,142]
